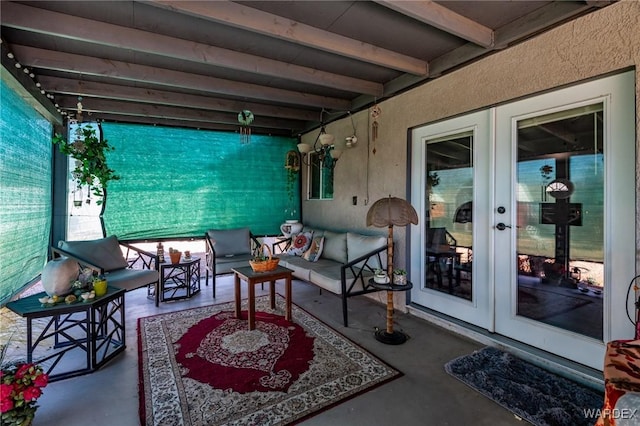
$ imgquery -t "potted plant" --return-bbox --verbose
[52,124,120,206]
[393,269,407,285]
[374,268,388,284]
[284,150,300,223]
[1,340,49,426]
[168,248,182,264]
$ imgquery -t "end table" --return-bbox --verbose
[369,278,413,345]
[158,256,201,304]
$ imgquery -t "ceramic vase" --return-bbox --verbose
[280,221,303,238]
[41,258,79,297]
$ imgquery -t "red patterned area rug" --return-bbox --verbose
[138,295,401,426]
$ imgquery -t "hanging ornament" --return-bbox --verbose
[76,96,84,122]
[371,104,381,154]
[238,110,254,144]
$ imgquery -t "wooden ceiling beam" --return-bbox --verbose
[38,76,319,122]
[56,96,305,131]
[77,113,293,136]
[375,0,494,48]
[13,45,351,111]
[2,2,382,97]
[147,0,428,75]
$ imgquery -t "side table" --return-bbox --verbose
[369,278,413,345]
[158,256,201,305]
[232,265,293,330]
[5,286,126,382]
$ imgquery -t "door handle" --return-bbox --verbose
[496,223,512,231]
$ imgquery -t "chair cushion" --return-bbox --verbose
[59,235,128,272]
[207,227,251,256]
[214,253,254,275]
[104,268,158,292]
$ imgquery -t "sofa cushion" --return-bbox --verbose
[307,260,373,295]
[302,236,324,262]
[278,254,311,281]
[347,232,387,269]
[59,235,128,272]
[321,230,347,263]
[207,227,251,256]
[287,231,313,256]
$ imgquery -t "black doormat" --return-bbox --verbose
[444,347,604,426]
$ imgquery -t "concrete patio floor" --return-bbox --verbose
[4,274,574,425]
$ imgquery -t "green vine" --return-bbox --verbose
[52,125,119,205]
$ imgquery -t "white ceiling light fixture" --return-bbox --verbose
[297,109,341,169]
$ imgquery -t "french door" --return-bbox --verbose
[410,110,493,329]
[410,71,635,369]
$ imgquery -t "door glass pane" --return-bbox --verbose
[516,104,603,340]
[425,132,473,301]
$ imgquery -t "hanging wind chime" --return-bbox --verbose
[238,110,254,144]
[371,104,381,154]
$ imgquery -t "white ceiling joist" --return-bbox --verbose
[2,2,382,97]
[147,0,428,76]
[37,76,319,122]
[375,0,494,48]
[14,45,352,111]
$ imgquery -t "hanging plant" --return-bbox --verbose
[284,150,300,221]
[52,125,119,205]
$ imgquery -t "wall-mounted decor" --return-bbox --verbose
[238,110,254,144]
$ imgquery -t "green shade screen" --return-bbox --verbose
[0,74,53,304]
[101,123,298,239]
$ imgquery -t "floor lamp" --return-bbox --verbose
[366,195,418,344]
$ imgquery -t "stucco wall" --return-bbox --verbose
[300,2,640,309]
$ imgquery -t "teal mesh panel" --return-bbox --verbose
[101,123,299,239]
[0,76,53,304]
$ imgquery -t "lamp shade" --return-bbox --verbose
[319,133,335,146]
[297,143,312,154]
[330,149,342,160]
[366,196,419,228]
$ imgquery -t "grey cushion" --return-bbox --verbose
[347,232,387,269]
[104,268,158,292]
[214,253,254,275]
[278,254,312,281]
[59,235,128,272]
[321,230,347,263]
[207,227,251,257]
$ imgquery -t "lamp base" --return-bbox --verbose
[374,329,408,345]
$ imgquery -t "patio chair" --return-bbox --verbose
[426,227,458,290]
[204,227,261,298]
[52,235,160,303]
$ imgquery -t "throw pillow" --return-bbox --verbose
[302,236,325,262]
[288,231,313,256]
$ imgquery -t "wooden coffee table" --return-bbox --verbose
[232,265,293,330]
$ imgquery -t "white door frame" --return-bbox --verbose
[409,71,635,370]
[410,110,493,330]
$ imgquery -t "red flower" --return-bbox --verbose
[14,364,34,380]
[33,373,48,388]
[22,386,42,402]
[1,396,14,413]
[0,383,14,400]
